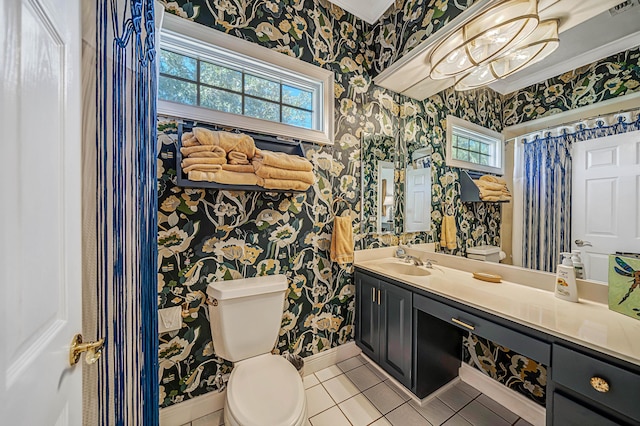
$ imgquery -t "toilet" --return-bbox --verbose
[207,274,308,426]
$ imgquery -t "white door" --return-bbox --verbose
[405,167,432,232]
[572,130,640,282]
[0,0,84,424]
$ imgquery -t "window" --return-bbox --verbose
[158,13,334,145]
[446,115,504,174]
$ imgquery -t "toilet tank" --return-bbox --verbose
[206,274,288,362]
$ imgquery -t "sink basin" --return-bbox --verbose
[379,261,431,277]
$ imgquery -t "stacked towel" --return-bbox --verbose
[440,215,457,250]
[474,175,511,201]
[253,149,315,191]
[182,128,260,185]
[330,215,354,265]
[188,169,260,185]
[193,128,256,158]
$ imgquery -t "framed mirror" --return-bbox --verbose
[361,134,397,234]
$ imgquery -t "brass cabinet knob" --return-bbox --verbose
[590,376,610,393]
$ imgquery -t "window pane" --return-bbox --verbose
[200,62,242,92]
[469,140,480,152]
[457,137,469,150]
[283,106,312,129]
[469,152,479,163]
[201,87,242,114]
[457,150,469,161]
[282,85,312,110]
[245,97,279,122]
[160,49,197,80]
[159,75,197,105]
[479,155,489,166]
[245,74,280,101]
[480,143,490,154]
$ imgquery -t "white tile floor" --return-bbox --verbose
[182,355,535,426]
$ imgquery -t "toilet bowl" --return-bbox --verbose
[207,275,308,426]
[224,354,307,426]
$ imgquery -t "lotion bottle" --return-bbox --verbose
[571,250,585,279]
[555,252,578,302]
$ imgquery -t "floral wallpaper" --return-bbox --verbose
[503,46,640,126]
[156,0,514,409]
[371,0,475,76]
[463,333,547,406]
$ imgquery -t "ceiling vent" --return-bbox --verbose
[609,0,639,16]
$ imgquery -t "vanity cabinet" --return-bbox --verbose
[551,344,640,425]
[355,271,412,388]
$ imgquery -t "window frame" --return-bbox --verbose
[445,115,504,175]
[158,13,334,145]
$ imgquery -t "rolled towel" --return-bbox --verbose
[181,131,199,147]
[228,151,250,165]
[181,157,227,167]
[180,145,226,157]
[222,164,255,173]
[193,128,256,159]
[478,189,504,197]
[253,149,313,172]
[188,170,260,185]
[258,178,311,191]
[330,215,354,265]
[183,164,223,173]
[254,163,315,185]
[480,195,502,202]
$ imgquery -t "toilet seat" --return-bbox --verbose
[225,354,307,426]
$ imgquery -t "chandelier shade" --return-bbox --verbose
[429,0,539,80]
[454,19,559,91]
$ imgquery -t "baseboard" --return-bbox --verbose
[459,363,546,426]
[303,341,361,375]
[159,341,361,425]
[160,390,226,426]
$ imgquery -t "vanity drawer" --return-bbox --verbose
[552,392,619,426]
[552,344,640,422]
[414,294,550,365]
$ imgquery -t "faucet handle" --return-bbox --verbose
[424,259,438,268]
[395,247,406,258]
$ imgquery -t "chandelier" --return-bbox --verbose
[428,0,559,91]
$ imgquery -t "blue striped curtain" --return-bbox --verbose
[95,1,158,424]
[522,114,640,272]
[522,133,572,272]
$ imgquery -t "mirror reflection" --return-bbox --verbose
[361,134,396,234]
[404,147,432,233]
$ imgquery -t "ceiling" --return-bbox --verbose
[368,0,640,100]
[488,1,640,93]
[326,0,395,24]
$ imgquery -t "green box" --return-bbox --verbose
[608,255,640,320]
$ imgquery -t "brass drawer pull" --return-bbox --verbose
[590,376,610,393]
[372,287,376,303]
[451,317,475,331]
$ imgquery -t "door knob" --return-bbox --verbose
[69,334,105,366]
[574,239,592,247]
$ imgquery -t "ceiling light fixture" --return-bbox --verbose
[454,19,559,91]
[429,0,539,80]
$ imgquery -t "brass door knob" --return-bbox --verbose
[69,334,105,366]
[590,376,610,393]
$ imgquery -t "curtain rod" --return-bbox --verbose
[510,105,640,143]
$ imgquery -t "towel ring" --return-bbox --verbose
[332,197,352,217]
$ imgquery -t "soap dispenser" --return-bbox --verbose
[571,250,585,279]
[555,252,578,302]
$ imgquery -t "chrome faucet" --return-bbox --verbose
[423,259,438,269]
[404,255,424,266]
[395,246,407,258]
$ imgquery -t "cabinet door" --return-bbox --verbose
[379,281,413,388]
[355,272,379,361]
[552,393,620,426]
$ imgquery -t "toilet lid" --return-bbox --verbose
[227,354,305,426]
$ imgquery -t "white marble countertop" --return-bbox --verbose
[354,247,640,367]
